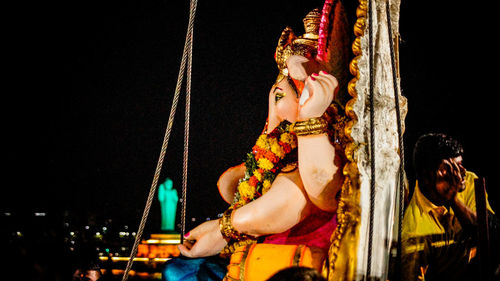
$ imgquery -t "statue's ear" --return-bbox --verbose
[287,55,325,81]
[316,0,350,104]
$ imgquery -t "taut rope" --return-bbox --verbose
[385,1,406,279]
[365,1,406,279]
[181,0,196,244]
[121,1,198,280]
[366,0,376,278]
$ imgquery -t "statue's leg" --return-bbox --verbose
[162,256,227,281]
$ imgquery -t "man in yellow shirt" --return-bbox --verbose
[402,133,496,280]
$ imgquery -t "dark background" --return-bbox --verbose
[4,0,499,238]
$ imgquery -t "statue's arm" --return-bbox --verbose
[217,163,246,204]
[297,134,342,212]
[231,170,312,236]
[179,170,311,258]
[287,57,342,212]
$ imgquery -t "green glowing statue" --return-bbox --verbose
[158,178,179,232]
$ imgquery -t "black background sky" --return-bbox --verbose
[4,0,499,233]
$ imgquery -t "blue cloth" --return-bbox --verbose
[162,256,228,281]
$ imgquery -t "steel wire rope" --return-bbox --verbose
[385,1,406,280]
[120,1,198,280]
[366,0,376,278]
[181,0,195,245]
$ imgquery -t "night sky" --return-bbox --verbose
[4,0,499,233]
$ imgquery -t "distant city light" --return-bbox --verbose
[34,212,46,216]
[4,212,11,216]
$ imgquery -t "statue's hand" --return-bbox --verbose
[178,220,227,258]
[297,71,338,121]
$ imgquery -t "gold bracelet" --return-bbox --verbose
[219,207,256,242]
[219,207,258,258]
[292,117,328,136]
[219,207,235,242]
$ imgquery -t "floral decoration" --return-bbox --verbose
[232,121,298,208]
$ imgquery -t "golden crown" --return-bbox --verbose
[275,9,321,83]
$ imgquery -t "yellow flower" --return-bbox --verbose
[267,136,278,147]
[238,181,255,200]
[256,135,268,149]
[237,199,246,206]
[280,133,293,144]
[262,180,272,194]
[280,133,297,147]
[257,158,274,170]
[271,142,285,158]
[253,169,262,181]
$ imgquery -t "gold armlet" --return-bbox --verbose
[291,117,328,136]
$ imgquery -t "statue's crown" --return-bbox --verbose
[275,9,321,83]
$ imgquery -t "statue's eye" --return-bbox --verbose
[275,92,286,102]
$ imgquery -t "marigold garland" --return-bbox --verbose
[220,107,346,258]
[232,121,298,208]
[219,121,298,258]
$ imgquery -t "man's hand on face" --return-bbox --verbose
[443,157,466,192]
[439,157,478,228]
[435,157,466,204]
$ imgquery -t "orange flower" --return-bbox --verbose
[253,146,267,160]
[264,150,278,163]
[248,176,259,187]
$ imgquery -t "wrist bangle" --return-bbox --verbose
[219,207,234,242]
[219,207,255,242]
[292,117,328,136]
[219,207,258,258]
